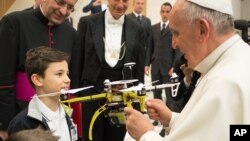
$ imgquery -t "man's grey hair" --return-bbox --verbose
[182,1,235,35]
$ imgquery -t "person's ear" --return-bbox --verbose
[31,74,43,87]
[199,18,210,42]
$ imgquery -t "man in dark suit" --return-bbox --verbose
[82,0,102,14]
[145,2,176,130]
[127,0,151,49]
[70,0,145,141]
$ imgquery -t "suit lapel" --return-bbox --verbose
[141,16,146,26]
[124,16,135,63]
[156,23,161,36]
[165,25,170,33]
[131,13,141,25]
[91,13,105,63]
[161,25,170,36]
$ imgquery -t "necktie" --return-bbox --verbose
[184,71,201,104]
[161,23,166,35]
[137,15,141,23]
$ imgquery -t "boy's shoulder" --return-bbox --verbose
[7,107,47,135]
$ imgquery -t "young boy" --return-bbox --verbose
[7,46,77,141]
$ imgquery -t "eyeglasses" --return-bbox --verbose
[54,0,75,12]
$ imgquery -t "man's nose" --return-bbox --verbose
[59,6,68,16]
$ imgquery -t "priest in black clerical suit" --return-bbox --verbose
[70,3,145,141]
[0,0,78,132]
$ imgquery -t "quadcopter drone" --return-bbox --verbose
[58,78,180,140]
[39,61,180,140]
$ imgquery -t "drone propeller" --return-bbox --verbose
[119,83,144,92]
[36,86,94,97]
[144,80,159,87]
[104,79,138,86]
[120,73,180,92]
[119,82,180,92]
[119,80,160,92]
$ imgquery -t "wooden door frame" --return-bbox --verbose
[0,0,16,18]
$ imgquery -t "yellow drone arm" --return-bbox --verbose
[61,93,108,104]
[126,101,133,108]
[89,104,107,141]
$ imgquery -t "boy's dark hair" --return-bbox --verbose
[25,46,70,88]
[6,127,59,141]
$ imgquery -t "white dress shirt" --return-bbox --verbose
[37,98,71,141]
[161,21,169,30]
[133,12,142,21]
[104,9,124,67]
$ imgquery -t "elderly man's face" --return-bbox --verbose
[108,0,129,19]
[169,1,200,68]
[42,0,77,25]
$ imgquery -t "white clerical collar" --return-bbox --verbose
[40,5,54,25]
[195,34,241,74]
[105,8,124,25]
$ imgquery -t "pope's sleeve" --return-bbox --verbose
[139,131,164,141]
